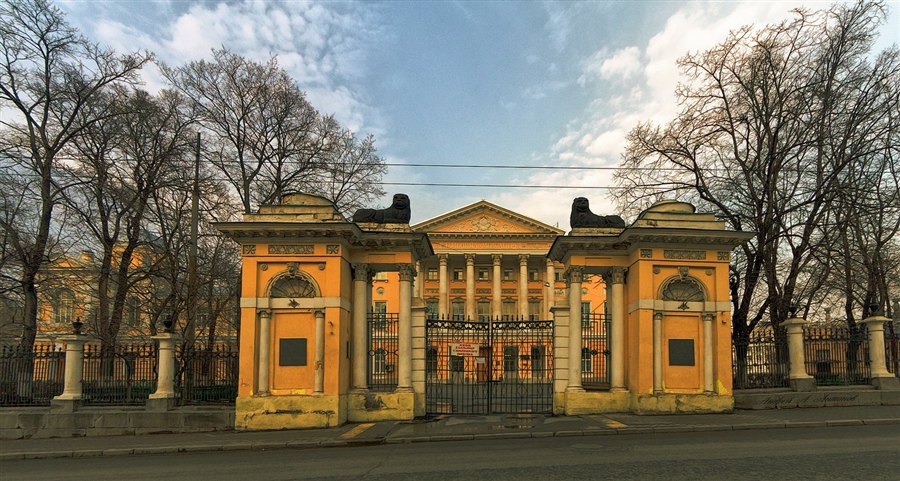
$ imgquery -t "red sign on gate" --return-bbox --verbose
[450,343,480,357]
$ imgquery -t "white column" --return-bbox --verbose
[545,259,555,320]
[414,260,422,298]
[397,264,414,391]
[653,311,663,394]
[518,254,529,319]
[314,309,325,394]
[703,313,715,393]
[438,254,449,318]
[257,309,272,396]
[609,267,626,392]
[492,254,502,319]
[54,334,88,401]
[150,332,178,399]
[567,266,584,392]
[861,314,894,379]
[465,254,476,320]
[352,264,369,391]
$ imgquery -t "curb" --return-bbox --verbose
[2,418,897,461]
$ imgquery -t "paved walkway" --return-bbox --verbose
[1,406,898,461]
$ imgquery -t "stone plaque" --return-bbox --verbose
[279,338,308,366]
[664,250,706,260]
[668,339,695,366]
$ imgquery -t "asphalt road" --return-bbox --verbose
[2,425,898,480]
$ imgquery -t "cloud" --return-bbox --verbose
[580,46,642,84]
[66,1,382,137]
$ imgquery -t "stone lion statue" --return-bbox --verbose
[570,197,626,229]
[352,193,411,224]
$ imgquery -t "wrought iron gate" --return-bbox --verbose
[425,317,553,415]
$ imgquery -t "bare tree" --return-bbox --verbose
[0,0,150,348]
[613,1,897,358]
[314,131,386,215]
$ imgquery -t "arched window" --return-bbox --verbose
[53,290,75,324]
[270,276,317,298]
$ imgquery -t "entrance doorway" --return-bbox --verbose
[425,317,553,414]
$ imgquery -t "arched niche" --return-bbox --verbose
[266,262,321,299]
[658,268,708,309]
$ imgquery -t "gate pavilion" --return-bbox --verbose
[215,194,751,430]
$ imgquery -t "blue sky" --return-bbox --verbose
[58,0,900,228]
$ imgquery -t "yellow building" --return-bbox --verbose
[217,194,752,429]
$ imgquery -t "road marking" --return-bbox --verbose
[603,418,628,429]
[340,422,375,438]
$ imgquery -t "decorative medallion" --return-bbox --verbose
[717,251,730,261]
[242,245,256,255]
[706,269,713,276]
[260,263,268,271]
[377,287,385,295]
[653,266,660,274]
[326,245,340,254]
[640,249,652,258]
[318,263,325,271]
[470,215,496,232]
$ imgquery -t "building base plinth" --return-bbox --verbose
[788,378,817,392]
[347,391,416,422]
[631,393,734,415]
[871,376,900,391]
[49,399,82,413]
[145,397,177,411]
[234,394,346,431]
[562,391,631,415]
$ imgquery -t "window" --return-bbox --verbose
[426,299,439,318]
[427,268,438,281]
[582,347,593,374]
[373,348,387,374]
[449,355,465,372]
[270,276,316,298]
[373,301,387,328]
[477,301,491,322]
[502,301,516,320]
[503,346,519,376]
[555,271,565,282]
[374,271,388,281]
[452,301,465,320]
[477,268,490,281]
[53,290,75,324]
[531,345,546,378]
[426,346,438,374]
[125,296,141,327]
[529,300,541,320]
[581,302,591,328]
[529,269,540,282]
[453,268,464,281]
[502,268,514,281]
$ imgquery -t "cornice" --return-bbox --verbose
[549,227,755,261]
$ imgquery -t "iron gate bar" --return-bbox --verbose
[425,316,553,415]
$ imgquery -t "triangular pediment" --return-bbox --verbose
[412,200,564,236]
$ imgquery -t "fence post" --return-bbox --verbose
[860,311,900,390]
[781,314,815,392]
[51,331,90,412]
[148,331,180,410]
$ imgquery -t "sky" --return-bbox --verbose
[57,0,900,228]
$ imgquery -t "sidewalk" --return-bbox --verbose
[2,405,898,461]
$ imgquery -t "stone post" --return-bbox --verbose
[608,267,627,392]
[397,264,415,392]
[861,312,900,390]
[51,333,89,412]
[257,309,272,396]
[148,331,180,411]
[566,266,584,392]
[653,311,663,394]
[782,314,815,392]
[314,309,326,394]
[351,264,370,391]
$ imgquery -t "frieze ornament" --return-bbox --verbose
[268,244,314,255]
[470,215,496,231]
[640,249,652,258]
[664,250,706,260]
[242,245,256,255]
[326,245,340,254]
[717,251,730,261]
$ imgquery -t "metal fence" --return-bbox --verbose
[732,326,790,389]
[0,344,65,406]
[803,325,871,386]
[82,344,158,405]
[176,343,239,405]
[887,325,899,377]
[582,313,610,387]
[368,312,399,392]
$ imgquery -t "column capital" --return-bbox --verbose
[566,266,584,284]
[702,312,716,323]
[438,253,449,265]
[465,254,475,264]
[398,264,417,281]
[518,254,529,264]
[352,263,371,281]
[609,266,626,285]
[257,308,272,318]
[653,311,664,322]
[492,254,502,265]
